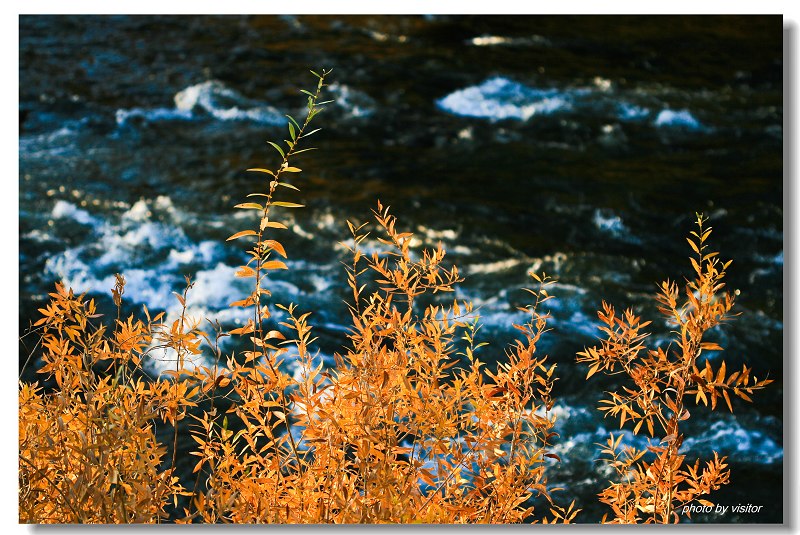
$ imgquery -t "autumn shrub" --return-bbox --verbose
[19,70,767,525]
[19,277,187,522]
[19,70,572,524]
[577,214,772,523]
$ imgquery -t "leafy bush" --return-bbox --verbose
[577,214,772,523]
[19,70,768,524]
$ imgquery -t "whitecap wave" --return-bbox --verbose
[593,208,626,235]
[174,80,284,124]
[592,208,643,245]
[45,197,229,314]
[466,257,525,275]
[544,402,782,468]
[51,200,102,228]
[437,78,709,138]
[682,418,782,464]
[115,107,193,125]
[654,108,702,130]
[327,83,376,118]
[116,80,285,126]
[617,102,651,120]
[436,77,571,121]
[44,196,345,336]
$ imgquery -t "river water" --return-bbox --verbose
[19,15,783,523]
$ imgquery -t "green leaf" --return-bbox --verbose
[234,203,263,210]
[300,89,315,98]
[302,128,322,138]
[288,122,296,141]
[309,70,321,79]
[272,201,305,209]
[283,166,302,173]
[267,141,285,159]
[286,114,300,131]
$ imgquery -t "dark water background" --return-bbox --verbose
[19,15,783,523]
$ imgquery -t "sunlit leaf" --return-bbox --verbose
[263,260,288,270]
[227,230,258,241]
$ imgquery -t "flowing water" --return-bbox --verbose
[19,15,783,522]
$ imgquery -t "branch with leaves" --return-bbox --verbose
[577,213,772,524]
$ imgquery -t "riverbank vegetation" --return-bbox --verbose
[18,70,771,524]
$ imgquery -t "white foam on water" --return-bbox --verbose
[532,401,777,470]
[44,249,103,296]
[122,198,152,222]
[175,80,284,124]
[592,209,642,245]
[654,108,702,130]
[116,80,285,126]
[436,77,571,121]
[617,102,651,120]
[104,222,186,264]
[474,308,530,330]
[546,402,593,424]
[115,107,194,126]
[417,225,458,242]
[450,245,473,256]
[111,268,194,313]
[593,208,626,236]
[465,257,525,275]
[568,414,783,468]
[45,198,303,377]
[51,200,101,228]
[164,240,218,270]
[552,281,588,296]
[19,121,85,158]
[327,83,376,118]
[681,419,782,464]
[44,197,236,316]
[189,263,250,310]
[291,222,316,240]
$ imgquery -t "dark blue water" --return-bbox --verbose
[19,15,783,522]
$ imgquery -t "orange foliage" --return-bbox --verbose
[577,214,772,523]
[19,70,769,524]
